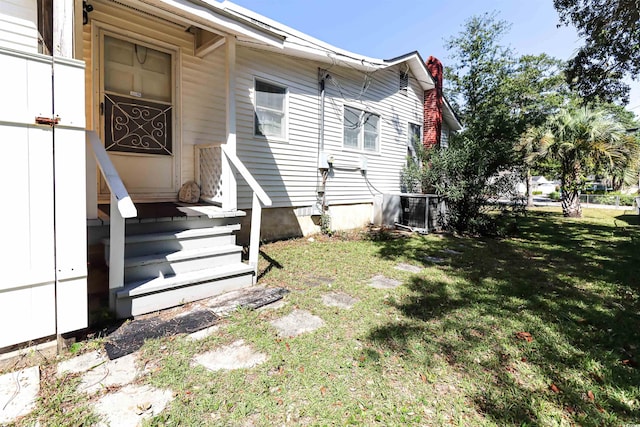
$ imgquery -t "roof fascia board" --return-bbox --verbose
[133,0,285,48]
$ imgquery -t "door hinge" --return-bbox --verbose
[35,116,60,126]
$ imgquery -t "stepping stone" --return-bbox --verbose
[322,292,358,309]
[93,384,173,427]
[57,351,107,376]
[424,256,446,264]
[193,340,267,371]
[187,325,220,341]
[206,287,289,315]
[303,276,333,287]
[442,249,462,255]
[270,310,324,337]
[78,353,144,395]
[368,275,401,289]
[395,263,424,273]
[0,366,39,425]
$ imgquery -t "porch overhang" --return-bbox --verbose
[129,0,286,48]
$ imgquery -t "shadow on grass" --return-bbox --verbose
[367,211,640,425]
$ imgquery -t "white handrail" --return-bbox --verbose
[221,145,272,207]
[86,131,137,218]
[220,145,271,281]
[86,130,136,308]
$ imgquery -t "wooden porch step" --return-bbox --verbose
[102,224,241,260]
[115,263,255,318]
[123,245,243,283]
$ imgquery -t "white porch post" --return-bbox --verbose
[223,35,238,210]
[108,193,125,309]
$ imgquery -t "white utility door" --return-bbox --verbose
[0,49,87,348]
[98,33,178,201]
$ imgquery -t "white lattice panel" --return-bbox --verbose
[198,145,223,203]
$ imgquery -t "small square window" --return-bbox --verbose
[254,79,287,138]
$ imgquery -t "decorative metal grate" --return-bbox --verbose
[198,145,223,203]
[104,93,172,155]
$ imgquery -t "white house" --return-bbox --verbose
[0,0,460,350]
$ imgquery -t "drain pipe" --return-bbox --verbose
[316,70,328,214]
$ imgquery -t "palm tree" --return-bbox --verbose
[523,108,629,217]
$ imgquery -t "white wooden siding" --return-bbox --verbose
[0,0,38,53]
[235,45,425,209]
[82,0,227,190]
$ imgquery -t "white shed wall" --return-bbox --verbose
[0,0,38,53]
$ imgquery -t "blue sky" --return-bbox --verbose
[228,0,640,113]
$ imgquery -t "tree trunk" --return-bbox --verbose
[562,189,582,217]
[561,161,582,217]
[526,167,533,207]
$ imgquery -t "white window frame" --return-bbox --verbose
[253,77,288,140]
[342,105,380,153]
[407,122,422,164]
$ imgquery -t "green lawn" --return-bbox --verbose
[19,207,640,426]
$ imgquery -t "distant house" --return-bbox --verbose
[0,0,460,350]
[531,176,558,195]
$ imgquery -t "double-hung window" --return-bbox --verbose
[407,123,422,165]
[343,106,379,152]
[254,79,287,139]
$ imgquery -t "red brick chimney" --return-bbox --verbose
[423,56,443,149]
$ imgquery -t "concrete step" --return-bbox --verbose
[102,224,241,262]
[115,264,255,318]
[123,245,243,283]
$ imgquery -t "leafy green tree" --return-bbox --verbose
[554,0,640,104]
[521,108,632,217]
[406,13,570,232]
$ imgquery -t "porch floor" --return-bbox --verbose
[91,202,245,226]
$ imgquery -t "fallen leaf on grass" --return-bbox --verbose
[320,386,327,396]
[621,359,638,368]
[298,366,305,373]
[285,342,290,351]
[419,373,427,383]
[515,332,533,342]
[550,384,560,393]
[596,403,605,413]
[587,390,595,401]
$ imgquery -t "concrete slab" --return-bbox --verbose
[0,366,39,425]
[78,353,143,395]
[368,275,402,289]
[57,351,107,376]
[394,263,424,273]
[270,310,325,337]
[256,299,286,312]
[193,340,267,371]
[206,287,289,316]
[93,384,173,427]
[187,325,220,341]
[321,292,359,309]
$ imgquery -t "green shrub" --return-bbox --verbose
[548,191,561,200]
[532,190,543,195]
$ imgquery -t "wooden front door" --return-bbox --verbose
[98,32,178,201]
